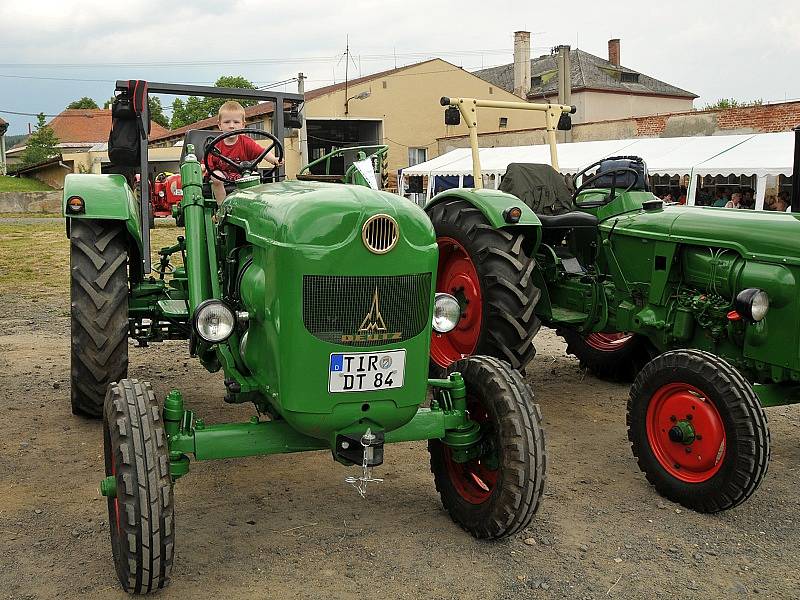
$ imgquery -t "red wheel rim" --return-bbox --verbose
[645,382,726,483]
[431,237,483,367]
[442,397,498,504]
[585,332,634,351]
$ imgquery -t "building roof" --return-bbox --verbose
[149,102,274,143]
[0,116,7,127]
[474,48,697,100]
[303,59,439,101]
[45,109,170,143]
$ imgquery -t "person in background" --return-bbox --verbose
[661,192,674,203]
[764,195,777,210]
[741,188,755,209]
[712,189,727,207]
[724,192,742,209]
[677,186,687,205]
[774,192,791,212]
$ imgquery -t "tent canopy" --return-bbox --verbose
[404,132,794,179]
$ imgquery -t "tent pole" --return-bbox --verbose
[686,171,698,206]
[755,175,767,211]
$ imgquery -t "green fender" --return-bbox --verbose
[63,173,143,258]
[425,187,542,250]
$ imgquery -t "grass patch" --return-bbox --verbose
[0,221,185,300]
[0,175,55,192]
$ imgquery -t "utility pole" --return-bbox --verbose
[298,72,309,169]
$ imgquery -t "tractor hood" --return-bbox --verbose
[607,205,800,266]
[221,180,434,250]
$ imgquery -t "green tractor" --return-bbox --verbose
[64,81,546,594]
[427,96,800,514]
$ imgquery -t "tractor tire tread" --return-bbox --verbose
[627,349,769,513]
[104,379,174,593]
[428,199,541,371]
[70,219,129,417]
[429,356,546,539]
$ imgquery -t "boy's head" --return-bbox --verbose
[218,101,246,133]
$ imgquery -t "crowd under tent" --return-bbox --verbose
[400,132,795,210]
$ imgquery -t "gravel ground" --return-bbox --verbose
[1,224,799,599]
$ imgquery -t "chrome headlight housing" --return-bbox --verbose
[432,293,461,333]
[735,288,769,322]
[193,300,236,343]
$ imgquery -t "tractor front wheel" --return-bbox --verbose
[70,219,129,417]
[427,199,541,372]
[627,349,769,512]
[429,356,546,539]
[103,379,175,594]
[559,328,655,382]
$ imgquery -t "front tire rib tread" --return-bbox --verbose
[105,379,174,593]
[627,349,769,513]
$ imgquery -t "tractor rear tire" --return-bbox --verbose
[429,356,546,539]
[559,329,656,382]
[627,349,770,513]
[427,199,541,372]
[70,219,129,417]
[103,379,175,594]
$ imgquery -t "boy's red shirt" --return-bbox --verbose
[206,135,264,180]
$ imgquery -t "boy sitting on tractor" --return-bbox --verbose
[204,100,283,202]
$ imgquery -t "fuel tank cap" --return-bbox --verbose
[642,199,664,212]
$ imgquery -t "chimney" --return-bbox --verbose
[608,38,620,66]
[513,31,531,98]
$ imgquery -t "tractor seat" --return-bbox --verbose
[537,211,598,229]
[180,129,223,163]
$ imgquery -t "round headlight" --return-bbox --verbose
[193,300,235,343]
[433,293,461,333]
[735,288,769,322]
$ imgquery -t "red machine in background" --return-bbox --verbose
[151,172,183,217]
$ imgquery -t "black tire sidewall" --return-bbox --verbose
[628,351,765,511]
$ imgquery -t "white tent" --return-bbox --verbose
[400,132,795,207]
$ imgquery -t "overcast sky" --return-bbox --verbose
[1,0,798,135]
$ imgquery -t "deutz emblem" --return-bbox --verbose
[341,287,402,343]
[359,287,387,332]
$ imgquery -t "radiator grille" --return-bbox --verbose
[303,274,432,347]
[362,214,399,254]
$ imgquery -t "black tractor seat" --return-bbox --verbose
[537,211,598,229]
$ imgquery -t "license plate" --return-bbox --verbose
[328,350,405,393]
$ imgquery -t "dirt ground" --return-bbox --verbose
[1,220,799,600]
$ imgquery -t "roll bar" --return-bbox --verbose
[440,97,575,188]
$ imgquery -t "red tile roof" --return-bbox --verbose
[46,109,169,143]
[150,102,274,142]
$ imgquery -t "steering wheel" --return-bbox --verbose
[204,128,284,184]
[573,167,641,205]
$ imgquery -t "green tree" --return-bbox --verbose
[21,113,60,165]
[147,97,169,128]
[170,75,258,128]
[703,98,763,110]
[67,96,99,109]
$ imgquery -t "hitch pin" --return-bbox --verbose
[344,428,384,498]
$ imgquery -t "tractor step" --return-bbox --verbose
[157,299,190,318]
[550,307,589,324]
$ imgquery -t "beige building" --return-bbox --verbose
[150,59,549,184]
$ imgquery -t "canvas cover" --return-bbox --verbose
[499,163,574,215]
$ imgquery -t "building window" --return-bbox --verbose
[408,148,427,167]
[531,75,543,87]
[621,72,639,83]
[498,117,508,128]
[382,81,387,89]
[247,120,265,131]
[489,86,493,95]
